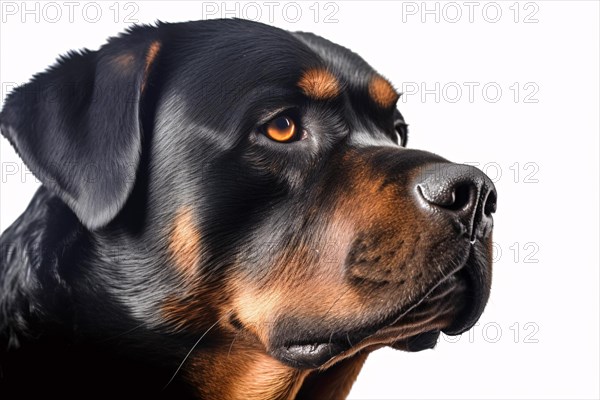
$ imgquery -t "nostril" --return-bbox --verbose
[416,181,474,211]
[445,183,472,211]
[483,189,497,217]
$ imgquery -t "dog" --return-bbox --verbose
[0,19,497,399]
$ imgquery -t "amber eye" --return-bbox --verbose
[264,116,297,142]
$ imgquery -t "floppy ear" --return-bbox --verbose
[0,27,161,230]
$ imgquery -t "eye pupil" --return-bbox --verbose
[274,117,291,130]
[265,115,297,142]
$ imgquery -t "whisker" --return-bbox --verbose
[227,330,240,358]
[324,285,353,319]
[163,312,231,390]
[96,322,146,343]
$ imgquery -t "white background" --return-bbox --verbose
[1,1,599,399]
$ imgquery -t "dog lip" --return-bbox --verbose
[442,250,490,336]
[273,341,349,369]
[393,330,441,352]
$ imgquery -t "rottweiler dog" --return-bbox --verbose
[0,19,497,399]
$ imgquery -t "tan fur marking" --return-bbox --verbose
[297,68,340,100]
[168,207,201,281]
[186,336,309,400]
[296,352,369,400]
[112,53,136,69]
[368,75,399,108]
[141,41,161,92]
[160,293,212,332]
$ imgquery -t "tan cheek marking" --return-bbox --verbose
[141,40,161,92]
[232,272,366,343]
[297,68,340,100]
[168,206,201,281]
[229,154,422,334]
[231,287,284,344]
[368,75,399,108]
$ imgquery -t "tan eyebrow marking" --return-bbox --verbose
[141,40,161,92]
[368,75,399,108]
[297,68,340,100]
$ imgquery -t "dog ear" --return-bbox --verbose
[0,27,161,230]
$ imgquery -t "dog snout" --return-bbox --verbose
[416,164,497,241]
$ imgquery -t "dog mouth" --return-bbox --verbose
[271,248,489,369]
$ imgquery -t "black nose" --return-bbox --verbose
[417,164,497,241]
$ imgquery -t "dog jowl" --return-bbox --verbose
[0,19,497,399]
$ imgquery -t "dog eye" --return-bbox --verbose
[394,121,408,147]
[393,109,408,147]
[264,116,298,143]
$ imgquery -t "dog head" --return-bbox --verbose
[1,19,496,396]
